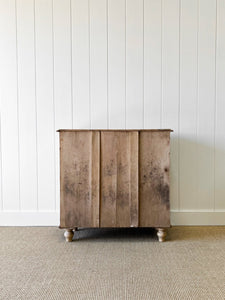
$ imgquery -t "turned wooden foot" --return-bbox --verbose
[156,228,166,242]
[64,229,74,242]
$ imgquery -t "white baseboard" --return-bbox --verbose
[0,211,59,226]
[0,211,225,226]
[171,210,225,226]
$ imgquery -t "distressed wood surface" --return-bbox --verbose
[60,131,100,228]
[60,130,171,231]
[139,131,171,227]
[100,131,139,227]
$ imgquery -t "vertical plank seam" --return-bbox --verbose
[90,132,92,226]
[98,131,100,227]
[213,0,218,211]
[142,0,145,129]
[178,0,181,211]
[107,0,109,129]
[124,0,127,129]
[52,0,57,211]
[115,135,118,226]
[128,133,131,225]
[15,0,21,211]
[138,131,140,226]
[160,0,163,129]
[70,0,74,129]
[88,0,91,129]
[196,0,200,210]
[33,0,39,211]
[59,134,63,225]
[91,132,92,225]
[99,131,101,226]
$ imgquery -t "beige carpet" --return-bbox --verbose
[0,226,225,300]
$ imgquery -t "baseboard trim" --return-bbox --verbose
[171,211,225,226]
[0,211,225,226]
[0,211,59,226]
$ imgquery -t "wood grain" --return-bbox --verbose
[100,131,139,227]
[60,130,171,232]
[60,131,100,228]
[139,131,170,227]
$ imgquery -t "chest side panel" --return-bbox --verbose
[139,131,171,227]
[100,131,139,227]
[60,131,100,228]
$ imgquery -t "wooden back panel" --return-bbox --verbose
[100,131,139,227]
[139,131,170,227]
[60,131,100,228]
[59,130,171,229]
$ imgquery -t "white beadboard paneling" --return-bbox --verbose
[89,0,108,129]
[53,0,73,211]
[72,0,90,129]
[126,0,144,129]
[17,0,37,210]
[215,0,225,210]
[179,0,198,210]
[35,0,55,210]
[0,0,225,225]
[197,0,216,210]
[0,0,20,211]
[108,0,126,129]
[161,0,180,210]
[144,0,162,129]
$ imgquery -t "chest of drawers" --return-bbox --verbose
[58,129,172,242]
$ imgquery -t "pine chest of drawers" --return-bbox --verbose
[58,129,173,242]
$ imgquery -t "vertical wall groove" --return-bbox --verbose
[196,0,200,210]
[15,0,21,212]
[88,0,91,129]
[142,0,144,129]
[125,0,126,129]
[52,0,57,211]
[160,0,163,129]
[178,0,181,211]
[213,0,218,211]
[106,0,109,129]
[33,0,39,211]
[70,0,74,129]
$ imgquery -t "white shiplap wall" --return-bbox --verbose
[0,0,225,225]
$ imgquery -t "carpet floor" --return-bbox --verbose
[0,226,224,300]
